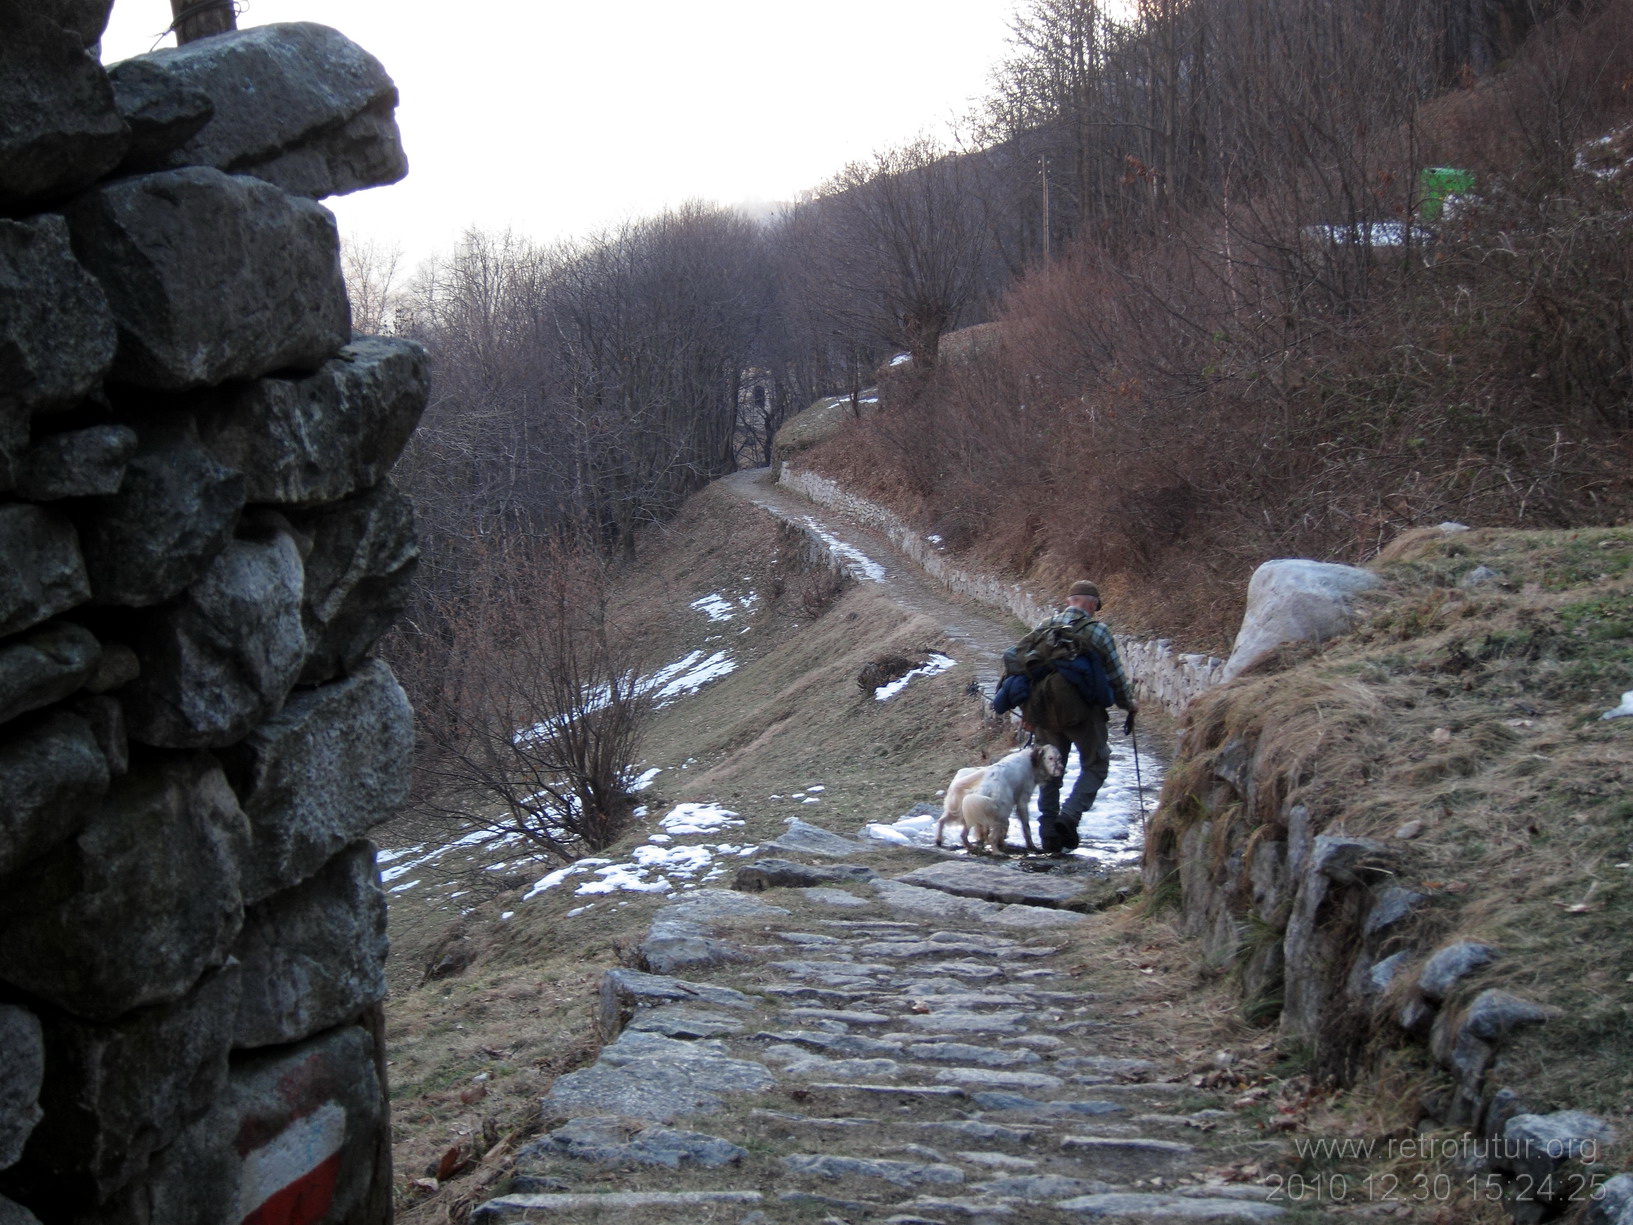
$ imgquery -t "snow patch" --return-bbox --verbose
[799,517,886,582]
[874,652,956,701]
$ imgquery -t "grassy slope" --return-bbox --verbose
[1157,524,1633,1134]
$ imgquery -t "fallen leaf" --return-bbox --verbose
[435,1146,470,1182]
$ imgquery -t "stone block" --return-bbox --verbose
[0,753,248,1021]
[196,336,428,506]
[0,1195,40,1225]
[219,659,413,904]
[892,861,1091,909]
[0,216,117,484]
[231,842,387,1049]
[0,1007,43,1170]
[1504,1111,1618,1190]
[0,0,129,210]
[61,166,350,390]
[14,424,136,500]
[0,621,100,727]
[74,411,243,607]
[286,479,417,685]
[112,23,406,197]
[123,528,306,748]
[99,1024,385,1225]
[0,505,90,637]
[104,57,214,173]
[8,966,238,1209]
[67,694,127,777]
[0,707,107,877]
[734,858,877,891]
[1417,941,1497,1003]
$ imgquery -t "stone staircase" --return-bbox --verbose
[470,840,1291,1224]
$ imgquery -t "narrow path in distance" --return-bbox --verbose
[717,467,1162,859]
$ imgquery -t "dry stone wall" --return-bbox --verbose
[0,6,418,1222]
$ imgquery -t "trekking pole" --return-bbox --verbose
[1130,723,1149,834]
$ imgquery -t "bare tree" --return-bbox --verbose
[391,542,652,861]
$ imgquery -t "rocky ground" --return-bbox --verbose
[468,829,1301,1225]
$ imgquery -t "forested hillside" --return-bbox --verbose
[358,0,1633,858]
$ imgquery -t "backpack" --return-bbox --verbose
[1000,614,1115,717]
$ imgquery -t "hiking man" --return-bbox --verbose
[1000,580,1137,854]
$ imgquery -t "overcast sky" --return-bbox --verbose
[98,0,1018,268]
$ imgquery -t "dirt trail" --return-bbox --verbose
[719,467,1161,856]
[719,468,1028,674]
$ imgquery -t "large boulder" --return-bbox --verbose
[122,528,306,748]
[219,659,413,904]
[0,505,90,637]
[288,480,418,684]
[196,336,429,505]
[61,166,350,390]
[108,23,407,198]
[50,0,116,48]
[5,967,238,1210]
[74,411,243,607]
[1221,559,1381,680]
[0,0,129,211]
[0,753,249,1021]
[0,216,117,487]
[0,1007,43,1169]
[0,621,100,727]
[231,841,388,1049]
[0,708,107,877]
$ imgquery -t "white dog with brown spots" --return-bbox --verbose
[935,743,1063,854]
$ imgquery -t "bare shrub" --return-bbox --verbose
[387,541,652,863]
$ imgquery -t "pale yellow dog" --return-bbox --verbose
[935,744,1062,854]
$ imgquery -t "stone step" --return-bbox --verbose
[470,1189,765,1222]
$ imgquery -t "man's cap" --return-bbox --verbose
[1068,580,1100,600]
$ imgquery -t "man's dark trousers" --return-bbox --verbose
[1034,706,1110,852]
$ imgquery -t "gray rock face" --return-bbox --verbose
[1222,558,1380,680]
[0,753,248,1021]
[735,858,878,890]
[1460,989,1558,1041]
[75,412,243,607]
[197,336,428,505]
[626,1005,747,1039]
[15,424,136,500]
[639,918,747,975]
[62,166,350,389]
[0,622,100,727]
[1418,941,1497,1002]
[0,1,129,210]
[0,708,107,877]
[231,841,387,1048]
[1056,1191,1285,1220]
[763,817,873,858]
[598,967,757,1038]
[0,1195,41,1225]
[12,966,238,1208]
[542,1030,776,1123]
[1585,1173,1633,1225]
[288,479,417,684]
[0,1007,44,1169]
[661,888,790,921]
[123,529,306,748]
[104,57,214,173]
[118,23,406,198]
[52,0,116,47]
[782,1153,964,1187]
[0,216,117,484]
[521,1116,747,1170]
[0,505,90,636]
[893,861,1090,909]
[105,1021,383,1225]
[1504,1111,1618,1192]
[219,658,413,903]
